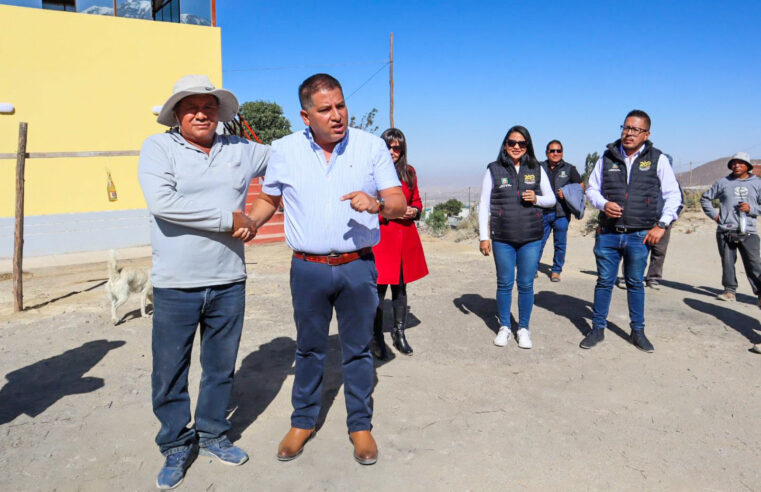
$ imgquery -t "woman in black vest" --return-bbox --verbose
[478,126,556,349]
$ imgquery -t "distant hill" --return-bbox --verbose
[676,156,761,188]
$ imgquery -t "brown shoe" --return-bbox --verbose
[277,427,315,461]
[550,272,561,282]
[716,290,736,302]
[349,430,378,465]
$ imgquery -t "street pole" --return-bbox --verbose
[389,32,394,128]
[689,161,693,187]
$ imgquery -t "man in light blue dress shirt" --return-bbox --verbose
[138,75,269,489]
[247,73,406,465]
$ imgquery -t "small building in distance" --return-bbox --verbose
[0,1,276,257]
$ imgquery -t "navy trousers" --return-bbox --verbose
[289,255,378,432]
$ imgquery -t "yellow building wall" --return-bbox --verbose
[0,5,222,217]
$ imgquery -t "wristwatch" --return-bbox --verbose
[376,197,385,214]
[656,221,667,229]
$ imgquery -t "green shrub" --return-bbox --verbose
[425,209,449,236]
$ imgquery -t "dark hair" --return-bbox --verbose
[625,109,651,130]
[380,128,415,187]
[498,125,538,168]
[546,139,563,152]
[298,73,343,109]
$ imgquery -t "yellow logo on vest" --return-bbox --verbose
[638,161,652,171]
[523,174,536,185]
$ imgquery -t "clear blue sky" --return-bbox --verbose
[218,1,761,187]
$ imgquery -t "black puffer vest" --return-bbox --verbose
[599,140,662,229]
[488,159,543,243]
[541,160,575,218]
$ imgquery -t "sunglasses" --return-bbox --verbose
[507,139,528,149]
[388,145,402,151]
[548,149,563,154]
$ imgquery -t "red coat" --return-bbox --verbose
[373,168,429,285]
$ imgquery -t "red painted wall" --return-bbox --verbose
[245,178,286,245]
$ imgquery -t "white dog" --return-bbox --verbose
[105,250,153,325]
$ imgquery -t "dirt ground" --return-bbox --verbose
[1,211,760,491]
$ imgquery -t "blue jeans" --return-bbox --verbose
[289,256,377,432]
[592,231,650,332]
[151,281,245,455]
[492,239,542,329]
[540,212,569,273]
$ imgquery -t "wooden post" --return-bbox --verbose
[389,32,394,128]
[113,0,117,16]
[13,122,27,313]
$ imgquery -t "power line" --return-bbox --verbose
[346,61,390,100]
[224,60,387,73]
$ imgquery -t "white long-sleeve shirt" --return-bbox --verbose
[478,164,556,241]
[585,143,681,225]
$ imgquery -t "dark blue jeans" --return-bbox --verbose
[592,231,649,332]
[151,281,245,455]
[492,239,542,329]
[540,212,569,273]
[290,256,377,432]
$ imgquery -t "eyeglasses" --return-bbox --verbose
[620,125,648,135]
[548,149,563,154]
[507,139,528,149]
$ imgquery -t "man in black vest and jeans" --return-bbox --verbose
[581,110,682,352]
[539,140,583,282]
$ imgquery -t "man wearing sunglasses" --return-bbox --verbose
[539,140,583,282]
[582,110,682,352]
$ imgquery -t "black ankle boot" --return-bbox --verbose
[372,307,388,360]
[392,322,413,355]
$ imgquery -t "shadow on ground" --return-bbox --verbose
[228,336,296,442]
[0,339,126,425]
[533,290,629,341]
[453,293,500,334]
[683,298,761,344]
[228,332,396,439]
[25,279,107,311]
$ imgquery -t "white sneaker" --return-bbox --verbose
[516,328,533,349]
[494,326,510,347]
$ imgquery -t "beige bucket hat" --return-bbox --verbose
[727,151,753,171]
[157,74,239,127]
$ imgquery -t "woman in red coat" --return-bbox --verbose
[373,128,428,359]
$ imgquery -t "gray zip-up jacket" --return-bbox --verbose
[700,174,761,234]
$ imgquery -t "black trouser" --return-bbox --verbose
[716,231,761,295]
[646,225,672,282]
[377,264,406,324]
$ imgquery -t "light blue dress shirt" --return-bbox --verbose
[138,129,270,288]
[262,128,401,254]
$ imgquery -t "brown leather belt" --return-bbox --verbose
[293,247,373,266]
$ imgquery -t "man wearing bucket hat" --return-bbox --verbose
[138,74,269,489]
[245,73,407,465]
[700,152,761,304]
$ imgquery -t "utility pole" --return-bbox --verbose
[389,32,394,128]
[689,161,693,187]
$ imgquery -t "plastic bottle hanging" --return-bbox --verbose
[106,169,118,202]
